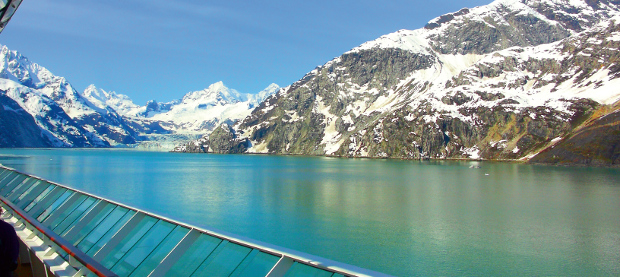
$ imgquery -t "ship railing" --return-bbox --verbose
[0,165,391,277]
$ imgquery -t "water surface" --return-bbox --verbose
[1,149,619,276]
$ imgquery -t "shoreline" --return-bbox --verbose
[2,147,619,168]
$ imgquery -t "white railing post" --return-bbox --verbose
[266,256,295,277]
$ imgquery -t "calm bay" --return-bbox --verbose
[0,149,619,276]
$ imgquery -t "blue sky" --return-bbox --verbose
[1,0,492,104]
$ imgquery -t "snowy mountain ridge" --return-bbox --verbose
[177,0,620,166]
[0,44,279,148]
[351,0,620,55]
[146,82,277,134]
[82,81,280,135]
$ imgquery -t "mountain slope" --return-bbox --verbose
[529,103,620,165]
[0,92,55,147]
[181,0,620,166]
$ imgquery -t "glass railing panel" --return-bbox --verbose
[45,194,88,230]
[2,175,28,195]
[0,174,9,185]
[111,220,176,275]
[5,178,37,201]
[1,174,18,188]
[283,262,335,277]
[0,169,12,182]
[230,250,280,277]
[15,180,48,208]
[14,179,44,200]
[165,233,223,276]
[22,182,53,211]
[53,196,97,235]
[30,187,67,218]
[84,208,135,256]
[2,170,18,180]
[36,189,72,222]
[128,225,190,277]
[6,178,41,203]
[191,241,253,277]
[0,172,19,192]
[1,175,29,196]
[100,215,158,268]
[123,225,189,276]
[68,202,115,245]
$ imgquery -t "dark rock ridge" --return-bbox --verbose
[174,123,250,154]
[177,0,620,166]
[530,105,620,166]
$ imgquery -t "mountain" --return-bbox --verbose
[142,81,280,134]
[177,0,620,166]
[0,45,278,149]
[0,46,133,147]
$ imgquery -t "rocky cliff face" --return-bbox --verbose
[181,0,620,166]
[530,103,620,165]
[174,123,249,154]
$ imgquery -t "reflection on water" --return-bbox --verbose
[1,149,619,276]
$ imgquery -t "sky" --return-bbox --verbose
[1,0,492,105]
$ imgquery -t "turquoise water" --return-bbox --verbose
[0,149,619,276]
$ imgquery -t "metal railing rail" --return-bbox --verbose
[0,165,392,277]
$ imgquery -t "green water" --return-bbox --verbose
[1,149,619,276]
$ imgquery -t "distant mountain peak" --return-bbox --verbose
[182,81,245,104]
[253,83,280,104]
[0,44,55,90]
[81,84,141,116]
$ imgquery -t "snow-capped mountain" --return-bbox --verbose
[81,81,279,136]
[143,81,280,134]
[0,45,278,149]
[0,46,134,147]
[178,0,620,165]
